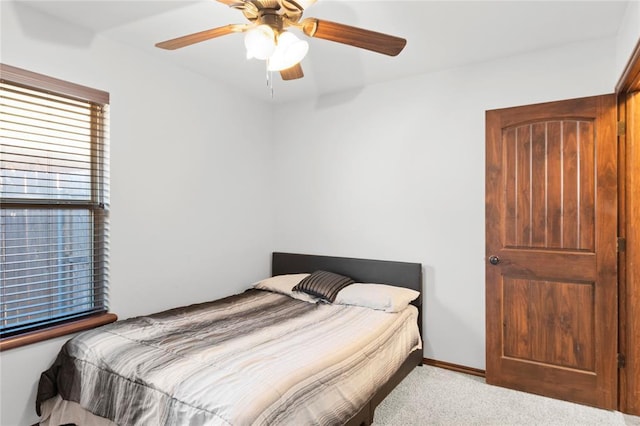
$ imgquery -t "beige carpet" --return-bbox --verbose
[373,365,640,426]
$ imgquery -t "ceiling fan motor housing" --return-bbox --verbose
[256,9,285,34]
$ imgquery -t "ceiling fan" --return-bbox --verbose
[155,0,407,81]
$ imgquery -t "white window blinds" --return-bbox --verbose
[0,64,110,338]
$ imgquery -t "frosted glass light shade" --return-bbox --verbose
[297,0,317,9]
[244,25,276,60]
[267,32,309,71]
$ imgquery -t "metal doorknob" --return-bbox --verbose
[489,256,500,265]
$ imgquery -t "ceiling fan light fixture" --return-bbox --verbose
[244,24,276,60]
[267,31,309,71]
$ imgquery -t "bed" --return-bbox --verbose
[36,252,423,425]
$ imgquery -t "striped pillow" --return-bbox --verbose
[293,270,355,303]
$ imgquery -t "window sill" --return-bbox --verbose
[0,312,118,351]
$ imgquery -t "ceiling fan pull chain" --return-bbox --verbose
[266,60,274,98]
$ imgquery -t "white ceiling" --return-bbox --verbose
[15,0,630,103]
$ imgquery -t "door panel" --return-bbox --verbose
[486,94,617,409]
[502,278,595,371]
[503,120,595,250]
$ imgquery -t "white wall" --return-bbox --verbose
[273,36,619,370]
[0,3,275,425]
[616,0,640,83]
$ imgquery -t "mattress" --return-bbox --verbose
[37,289,421,425]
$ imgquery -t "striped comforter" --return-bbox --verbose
[37,289,421,425]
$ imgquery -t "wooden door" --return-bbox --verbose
[485,94,618,409]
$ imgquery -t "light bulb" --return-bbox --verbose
[267,32,309,71]
[244,25,276,60]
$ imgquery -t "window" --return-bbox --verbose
[0,64,114,349]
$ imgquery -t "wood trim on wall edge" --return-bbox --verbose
[0,63,109,104]
[423,358,486,378]
[616,38,640,93]
[0,312,117,351]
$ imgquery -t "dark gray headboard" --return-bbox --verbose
[272,252,422,306]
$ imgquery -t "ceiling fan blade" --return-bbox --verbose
[301,18,406,56]
[155,24,246,50]
[280,63,304,80]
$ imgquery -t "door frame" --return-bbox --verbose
[616,38,640,416]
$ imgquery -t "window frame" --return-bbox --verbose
[0,64,116,351]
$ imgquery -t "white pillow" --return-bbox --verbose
[334,283,420,313]
[252,274,318,303]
